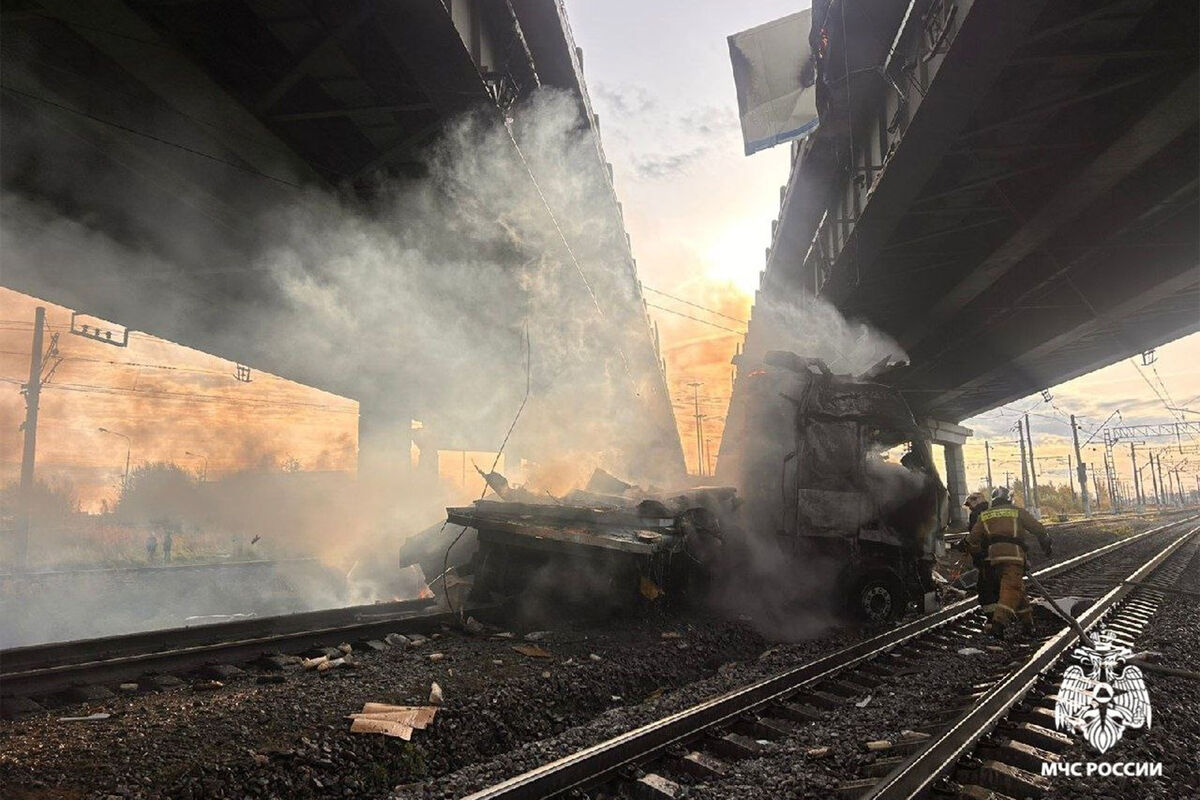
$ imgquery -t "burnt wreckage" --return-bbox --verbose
[443,351,947,622]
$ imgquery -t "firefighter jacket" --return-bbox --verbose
[966,501,1049,566]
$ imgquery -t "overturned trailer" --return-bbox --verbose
[447,478,736,610]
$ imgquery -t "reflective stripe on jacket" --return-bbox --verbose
[966,503,1049,566]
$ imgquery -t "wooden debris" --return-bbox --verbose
[512,644,552,658]
[348,703,438,740]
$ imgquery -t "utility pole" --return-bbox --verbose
[984,440,993,488]
[1091,466,1102,510]
[688,381,704,477]
[1024,414,1040,516]
[1067,453,1076,500]
[1152,453,1161,510]
[1017,427,1030,507]
[1071,415,1091,516]
[16,307,46,570]
[1129,444,1141,506]
[1103,450,1116,510]
[1149,452,1161,504]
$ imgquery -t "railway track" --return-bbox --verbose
[0,595,473,700]
[462,514,1199,800]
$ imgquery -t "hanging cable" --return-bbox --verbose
[500,120,638,391]
[440,323,532,620]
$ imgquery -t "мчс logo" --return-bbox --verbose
[1054,627,1152,754]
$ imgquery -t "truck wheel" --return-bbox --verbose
[853,571,906,623]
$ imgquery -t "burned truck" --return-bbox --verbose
[716,351,948,622]
[439,351,946,623]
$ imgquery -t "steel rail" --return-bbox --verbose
[463,514,1199,800]
[863,522,1199,799]
[0,598,471,698]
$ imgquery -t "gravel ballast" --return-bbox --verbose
[0,512,1182,799]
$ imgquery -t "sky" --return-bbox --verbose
[1,1,1198,510]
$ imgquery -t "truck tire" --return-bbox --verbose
[852,570,906,623]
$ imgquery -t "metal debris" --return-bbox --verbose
[58,712,111,722]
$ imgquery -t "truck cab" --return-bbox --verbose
[717,351,948,621]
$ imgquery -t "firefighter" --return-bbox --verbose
[962,492,998,611]
[965,486,1051,637]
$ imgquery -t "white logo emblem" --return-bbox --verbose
[1054,628,1152,753]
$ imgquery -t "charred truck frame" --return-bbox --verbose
[443,351,947,623]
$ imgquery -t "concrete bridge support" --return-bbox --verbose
[925,420,973,528]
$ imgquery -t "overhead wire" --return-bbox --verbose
[644,302,745,335]
[640,285,747,325]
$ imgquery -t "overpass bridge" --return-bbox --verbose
[729,0,1199,519]
[1,0,685,480]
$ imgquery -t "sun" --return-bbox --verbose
[703,219,767,296]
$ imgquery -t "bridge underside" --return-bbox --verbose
[758,0,1198,423]
[1,0,685,479]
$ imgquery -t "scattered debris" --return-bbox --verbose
[192,680,224,691]
[639,576,663,601]
[957,647,985,656]
[348,703,438,740]
[429,682,444,705]
[407,634,428,646]
[865,740,891,751]
[464,617,485,636]
[524,631,550,641]
[541,670,551,679]
[58,712,111,722]
[512,644,552,659]
[855,695,872,708]
[492,631,515,639]
[589,653,602,662]
[429,652,446,662]
[337,643,353,654]
[317,657,348,673]
[661,632,683,639]
[385,633,410,648]
[118,683,138,694]
[302,655,329,670]
[806,746,830,758]
[363,639,387,651]
[491,659,504,665]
